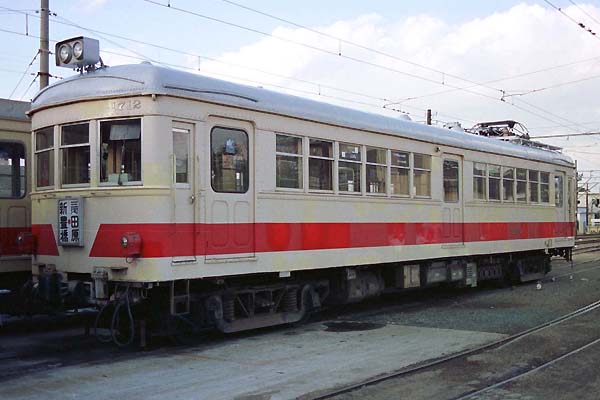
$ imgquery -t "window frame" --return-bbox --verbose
[516,168,527,203]
[365,146,387,195]
[0,140,27,199]
[413,153,432,198]
[528,170,540,203]
[98,117,143,187]
[443,158,460,203]
[210,125,249,194]
[308,138,334,192]
[338,142,362,195]
[540,171,550,203]
[275,133,303,191]
[34,126,55,191]
[502,166,515,203]
[173,127,191,187]
[488,164,501,202]
[473,162,487,201]
[60,122,90,188]
[390,149,411,197]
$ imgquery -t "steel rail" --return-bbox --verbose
[307,297,600,399]
[451,336,600,399]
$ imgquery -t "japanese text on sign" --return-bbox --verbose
[58,197,84,246]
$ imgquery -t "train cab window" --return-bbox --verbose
[488,165,501,201]
[390,150,410,196]
[211,126,249,193]
[413,153,431,197]
[443,159,459,202]
[516,168,527,202]
[173,128,190,184]
[473,163,486,200]
[503,167,515,202]
[61,123,90,185]
[100,119,142,185]
[540,172,550,203]
[276,134,302,189]
[529,170,539,203]
[555,175,564,207]
[35,127,54,189]
[366,147,386,194]
[339,143,361,194]
[308,139,333,191]
[0,142,25,198]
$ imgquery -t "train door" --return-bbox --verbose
[205,117,255,260]
[442,155,464,244]
[554,171,567,234]
[172,123,196,263]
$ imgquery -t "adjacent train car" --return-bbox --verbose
[0,99,31,312]
[28,61,576,340]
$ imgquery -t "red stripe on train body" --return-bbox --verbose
[47,221,579,258]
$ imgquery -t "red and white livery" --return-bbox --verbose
[28,60,576,337]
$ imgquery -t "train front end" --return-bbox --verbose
[29,38,183,308]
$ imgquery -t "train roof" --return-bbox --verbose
[31,63,574,167]
[0,99,30,122]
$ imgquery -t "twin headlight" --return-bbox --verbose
[55,36,100,68]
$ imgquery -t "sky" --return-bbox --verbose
[1,0,600,183]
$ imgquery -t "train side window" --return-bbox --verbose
[529,170,539,203]
[0,142,26,198]
[276,134,302,189]
[516,168,527,202]
[473,162,486,200]
[338,143,361,194]
[540,172,550,203]
[35,127,54,189]
[100,119,141,185]
[488,164,501,201]
[211,126,249,193]
[173,128,190,184]
[503,167,515,202]
[366,147,386,194]
[308,139,333,191]
[443,159,459,202]
[390,150,409,196]
[555,174,563,207]
[61,123,90,185]
[413,153,431,197]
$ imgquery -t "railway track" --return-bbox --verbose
[574,233,600,254]
[309,295,600,399]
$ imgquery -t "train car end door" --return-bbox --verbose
[442,155,464,245]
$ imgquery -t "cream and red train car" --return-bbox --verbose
[0,99,31,311]
[27,63,575,335]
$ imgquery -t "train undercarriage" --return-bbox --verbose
[27,249,566,346]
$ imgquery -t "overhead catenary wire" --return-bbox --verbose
[0,16,476,124]
[141,0,590,131]
[0,4,593,133]
[568,0,600,28]
[218,0,504,95]
[19,74,38,100]
[8,49,40,99]
[217,0,600,130]
[544,0,600,38]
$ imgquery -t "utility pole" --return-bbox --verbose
[39,0,50,90]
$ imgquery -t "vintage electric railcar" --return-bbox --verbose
[0,99,31,312]
[27,62,575,339]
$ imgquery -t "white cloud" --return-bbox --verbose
[190,4,600,171]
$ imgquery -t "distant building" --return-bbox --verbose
[577,191,600,234]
